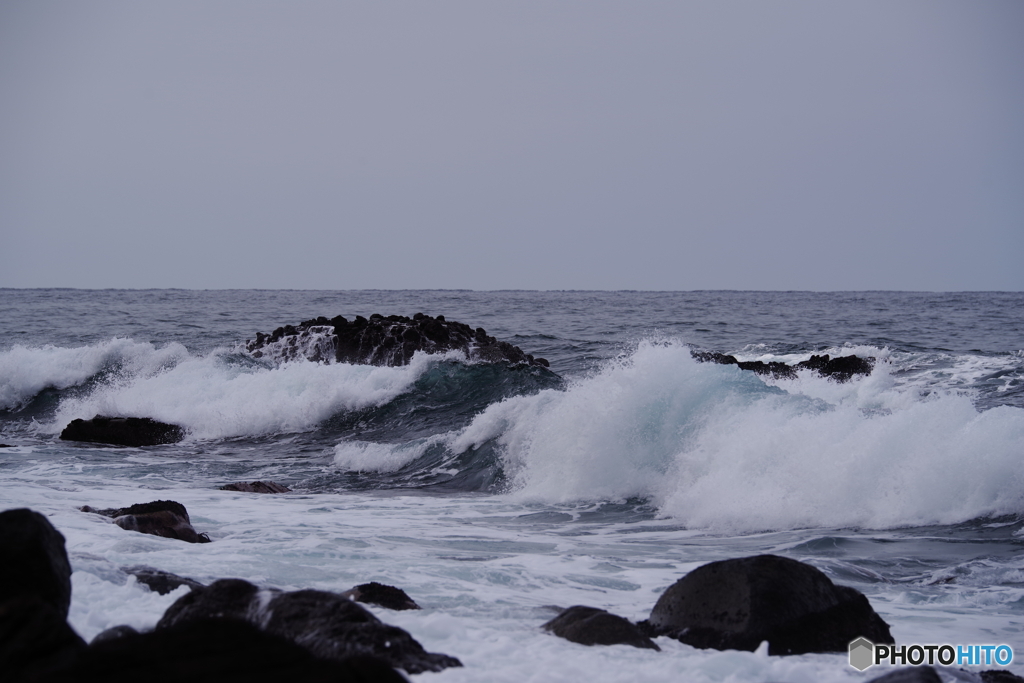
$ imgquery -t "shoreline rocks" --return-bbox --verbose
[60,415,185,447]
[642,554,893,655]
[543,606,660,650]
[246,313,550,368]
[81,500,211,544]
[219,481,291,494]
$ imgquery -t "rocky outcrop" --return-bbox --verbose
[643,554,893,655]
[543,606,659,650]
[246,313,549,368]
[692,351,874,382]
[158,579,461,674]
[81,501,210,544]
[60,415,185,447]
[219,481,291,494]
[341,582,420,611]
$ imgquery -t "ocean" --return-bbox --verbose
[1,289,1023,681]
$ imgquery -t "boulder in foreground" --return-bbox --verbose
[158,578,461,673]
[644,554,893,655]
[60,416,185,447]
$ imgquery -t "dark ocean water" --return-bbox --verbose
[1,289,1023,682]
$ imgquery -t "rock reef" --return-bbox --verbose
[246,313,549,368]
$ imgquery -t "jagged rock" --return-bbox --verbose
[693,351,873,382]
[158,579,461,674]
[0,508,73,617]
[219,481,291,494]
[60,415,185,447]
[644,554,893,655]
[122,566,204,595]
[341,582,420,610]
[246,313,549,368]
[543,606,659,650]
[59,618,406,683]
[867,666,944,683]
[982,672,1024,683]
[81,501,210,544]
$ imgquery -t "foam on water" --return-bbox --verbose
[448,341,1024,531]
[14,341,454,439]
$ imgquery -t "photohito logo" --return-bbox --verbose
[849,638,1014,671]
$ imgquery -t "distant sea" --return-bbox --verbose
[2,289,1023,682]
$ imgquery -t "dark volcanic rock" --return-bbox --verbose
[122,566,204,595]
[646,554,893,655]
[60,415,185,447]
[246,313,550,368]
[158,579,461,674]
[56,618,406,683]
[693,351,874,382]
[982,672,1024,683]
[219,481,291,494]
[543,606,660,650]
[0,508,73,617]
[81,500,210,544]
[341,582,420,610]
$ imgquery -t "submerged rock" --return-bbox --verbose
[81,500,211,544]
[158,579,461,674]
[543,606,660,650]
[60,415,185,447]
[692,351,874,382]
[341,582,420,611]
[219,481,291,494]
[246,313,549,368]
[867,666,944,683]
[122,566,204,595]
[644,554,893,655]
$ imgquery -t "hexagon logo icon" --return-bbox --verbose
[849,637,875,671]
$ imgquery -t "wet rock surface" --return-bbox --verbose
[122,566,204,595]
[81,501,211,544]
[158,579,461,674]
[341,582,420,610]
[0,508,74,617]
[246,313,549,368]
[644,554,893,655]
[543,606,660,650]
[60,416,185,447]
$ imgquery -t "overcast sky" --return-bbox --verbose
[1,1,1021,291]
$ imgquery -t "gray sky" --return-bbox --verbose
[1,1,1022,291]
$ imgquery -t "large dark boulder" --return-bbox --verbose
[81,501,210,544]
[0,597,86,682]
[157,579,461,674]
[543,606,660,650]
[60,416,185,447]
[246,313,549,368]
[693,351,873,382]
[645,555,893,655]
[0,508,73,617]
[47,618,405,683]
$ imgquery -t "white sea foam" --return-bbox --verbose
[0,339,189,411]
[41,344,451,439]
[333,438,438,472]
[450,341,1024,531]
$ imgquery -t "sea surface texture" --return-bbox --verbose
[1,289,1022,681]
